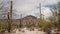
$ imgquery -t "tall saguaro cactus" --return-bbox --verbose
[7,1,13,32]
[8,12,11,32]
[39,3,43,27]
[19,14,22,28]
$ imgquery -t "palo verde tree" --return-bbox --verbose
[49,1,60,28]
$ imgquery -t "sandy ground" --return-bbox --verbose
[4,28,60,34]
[7,28,47,34]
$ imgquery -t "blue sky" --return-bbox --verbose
[13,0,59,18]
[0,0,59,19]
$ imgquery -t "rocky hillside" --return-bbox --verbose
[0,15,40,28]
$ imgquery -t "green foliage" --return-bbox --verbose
[0,22,7,32]
[48,2,60,28]
[39,18,47,27]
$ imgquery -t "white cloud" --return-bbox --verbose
[0,0,58,19]
[43,7,52,18]
[13,0,58,18]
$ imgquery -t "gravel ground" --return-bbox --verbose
[6,28,47,34]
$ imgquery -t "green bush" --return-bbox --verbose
[0,23,7,32]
